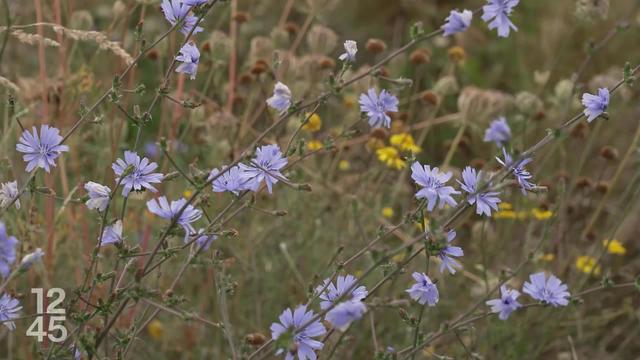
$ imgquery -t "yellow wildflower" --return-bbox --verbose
[338,160,350,171]
[183,190,193,198]
[531,208,553,220]
[147,319,164,340]
[541,253,555,262]
[494,210,517,219]
[376,146,406,170]
[307,140,323,151]
[302,113,322,132]
[390,133,421,154]
[603,239,626,255]
[575,256,601,276]
[382,207,394,218]
[499,202,513,210]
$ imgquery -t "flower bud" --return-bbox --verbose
[365,38,387,54]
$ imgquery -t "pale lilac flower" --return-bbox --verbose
[112,151,163,197]
[16,125,69,173]
[161,0,203,36]
[406,272,439,306]
[100,220,123,246]
[523,272,571,307]
[359,88,399,128]
[239,144,288,193]
[458,167,501,217]
[338,40,357,62]
[184,0,208,6]
[0,222,18,279]
[316,274,368,310]
[438,230,464,275]
[325,300,367,331]
[146,196,202,238]
[267,82,292,114]
[483,117,512,147]
[209,166,245,195]
[486,285,522,320]
[411,162,459,212]
[496,148,534,194]
[271,305,326,360]
[442,9,473,36]
[0,293,22,331]
[581,88,609,122]
[20,248,44,270]
[176,43,200,80]
[84,182,111,212]
[0,181,20,210]
[191,229,217,251]
[482,0,519,38]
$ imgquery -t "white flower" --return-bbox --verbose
[84,181,111,212]
[0,181,20,210]
[339,40,358,62]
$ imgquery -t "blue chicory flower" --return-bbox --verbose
[458,166,501,217]
[523,272,571,307]
[176,43,200,80]
[581,88,609,123]
[20,248,44,271]
[0,222,18,279]
[483,117,512,147]
[271,305,326,360]
[359,88,399,128]
[442,9,473,36]
[238,145,288,193]
[481,0,519,38]
[191,229,217,251]
[112,151,164,197]
[16,125,69,173]
[316,274,368,310]
[183,0,208,6]
[209,165,246,195]
[438,230,464,275]
[325,300,367,331]
[84,181,111,212]
[486,285,522,320]
[496,148,535,194]
[338,40,357,62]
[100,220,123,246]
[411,162,459,212]
[267,82,292,114]
[406,272,439,306]
[161,0,203,36]
[0,293,22,331]
[146,196,202,238]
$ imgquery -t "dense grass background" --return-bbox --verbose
[1,0,639,358]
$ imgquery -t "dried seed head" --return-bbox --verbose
[318,55,336,69]
[571,122,589,139]
[146,49,159,61]
[284,22,299,35]
[233,11,250,23]
[239,73,253,85]
[420,91,440,106]
[575,176,593,189]
[599,146,618,161]
[370,128,389,140]
[470,158,486,169]
[365,38,387,54]
[409,48,431,65]
[246,333,267,346]
[307,25,338,55]
[595,181,610,194]
[515,91,543,115]
[250,60,269,75]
